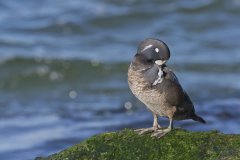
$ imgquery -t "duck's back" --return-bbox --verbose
[154,67,196,120]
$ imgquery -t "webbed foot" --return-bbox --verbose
[134,125,162,135]
[151,127,171,138]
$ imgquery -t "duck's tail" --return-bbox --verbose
[191,114,206,124]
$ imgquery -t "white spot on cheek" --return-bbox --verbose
[155,60,166,65]
[155,48,159,53]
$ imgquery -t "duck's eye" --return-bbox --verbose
[155,48,159,53]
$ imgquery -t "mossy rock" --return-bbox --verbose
[37,129,240,160]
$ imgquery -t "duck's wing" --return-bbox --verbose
[162,66,179,83]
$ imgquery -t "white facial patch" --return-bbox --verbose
[155,48,159,53]
[142,44,152,52]
[155,60,166,66]
[152,67,164,86]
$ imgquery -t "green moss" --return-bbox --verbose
[38,129,240,160]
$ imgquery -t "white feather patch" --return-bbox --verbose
[152,67,163,86]
[142,44,152,52]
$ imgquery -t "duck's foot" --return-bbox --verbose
[151,128,171,138]
[134,126,162,135]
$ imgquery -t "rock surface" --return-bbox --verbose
[36,129,240,160]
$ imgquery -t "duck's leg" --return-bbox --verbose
[151,118,173,138]
[135,113,162,135]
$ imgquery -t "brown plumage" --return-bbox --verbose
[128,38,205,138]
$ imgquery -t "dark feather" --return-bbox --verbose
[191,115,206,124]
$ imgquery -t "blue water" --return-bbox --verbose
[0,0,240,160]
